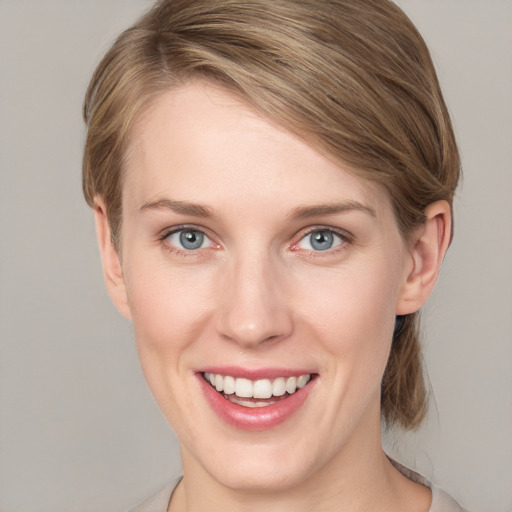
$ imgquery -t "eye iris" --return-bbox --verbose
[310,231,334,251]
[179,230,204,250]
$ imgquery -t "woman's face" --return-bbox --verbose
[111,81,417,490]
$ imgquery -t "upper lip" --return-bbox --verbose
[196,366,316,380]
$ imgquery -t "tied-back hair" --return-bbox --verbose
[82,0,461,429]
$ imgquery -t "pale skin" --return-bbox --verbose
[94,81,451,512]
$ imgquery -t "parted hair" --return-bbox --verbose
[82,0,460,429]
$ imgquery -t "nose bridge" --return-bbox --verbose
[216,246,292,347]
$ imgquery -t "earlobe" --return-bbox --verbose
[93,198,132,320]
[396,200,452,315]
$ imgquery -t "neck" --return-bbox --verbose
[171,402,430,512]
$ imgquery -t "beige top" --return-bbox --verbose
[128,461,467,512]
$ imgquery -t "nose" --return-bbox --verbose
[215,252,293,348]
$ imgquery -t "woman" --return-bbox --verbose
[82,0,465,510]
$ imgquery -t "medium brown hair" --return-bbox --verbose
[83,0,460,429]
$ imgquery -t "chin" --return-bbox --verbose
[204,455,316,493]
[180,425,331,495]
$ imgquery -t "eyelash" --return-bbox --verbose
[290,226,353,258]
[158,225,353,258]
[158,225,218,257]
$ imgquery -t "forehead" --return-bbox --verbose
[123,81,392,218]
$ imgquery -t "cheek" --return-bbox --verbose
[123,261,219,435]
[295,255,403,389]
[300,258,400,339]
[123,256,214,372]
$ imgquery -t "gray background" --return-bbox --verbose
[0,1,511,511]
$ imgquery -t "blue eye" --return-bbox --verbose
[298,229,343,251]
[166,229,210,250]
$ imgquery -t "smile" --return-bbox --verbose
[203,372,312,407]
[199,370,317,430]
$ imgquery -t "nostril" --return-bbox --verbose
[220,329,286,347]
[215,270,293,346]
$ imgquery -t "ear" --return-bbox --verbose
[93,198,132,320]
[396,200,452,315]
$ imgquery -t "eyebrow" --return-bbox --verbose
[140,197,376,220]
[140,198,214,217]
[288,201,376,221]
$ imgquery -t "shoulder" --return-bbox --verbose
[126,468,469,512]
[432,486,469,512]
[390,458,468,512]
[127,479,180,512]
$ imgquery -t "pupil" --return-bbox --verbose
[311,231,333,251]
[180,230,203,249]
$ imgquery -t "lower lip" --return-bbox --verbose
[198,375,316,431]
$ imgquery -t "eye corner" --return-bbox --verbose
[289,240,301,252]
[289,226,353,257]
[158,225,221,256]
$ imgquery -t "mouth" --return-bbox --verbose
[203,372,313,408]
[199,370,317,430]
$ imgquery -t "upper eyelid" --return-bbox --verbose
[289,227,354,257]
[295,225,353,242]
[158,224,211,240]
[159,226,218,255]
[157,224,353,249]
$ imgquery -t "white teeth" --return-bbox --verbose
[215,374,224,392]
[223,375,235,395]
[235,378,253,398]
[285,376,297,394]
[253,379,272,399]
[297,374,311,389]
[204,372,312,399]
[272,377,286,397]
[229,398,273,408]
